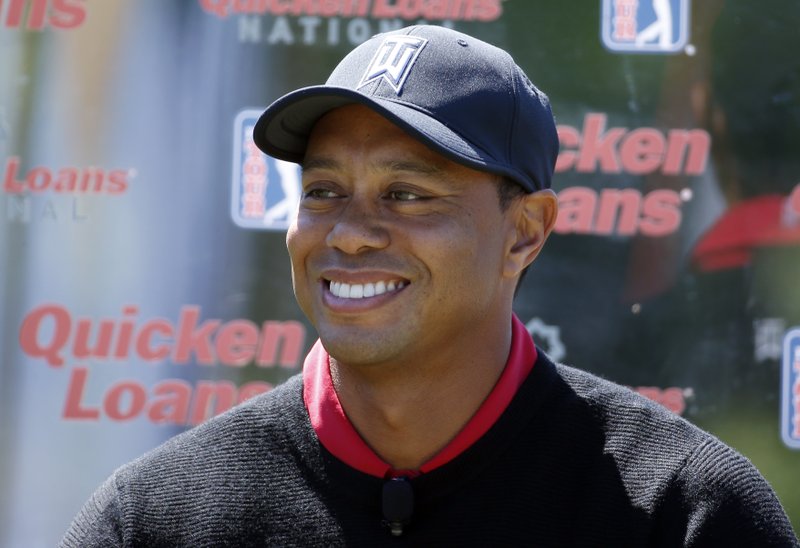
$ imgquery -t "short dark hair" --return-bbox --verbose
[495,177,532,293]
[496,176,527,211]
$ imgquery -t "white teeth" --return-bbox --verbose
[328,279,406,299]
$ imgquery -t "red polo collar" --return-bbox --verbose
[302,315,537,478]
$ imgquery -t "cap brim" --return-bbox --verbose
[253,86,534,191]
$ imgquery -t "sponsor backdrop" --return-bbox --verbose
[1,0,798,545]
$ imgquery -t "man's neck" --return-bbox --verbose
[329,323,513,471]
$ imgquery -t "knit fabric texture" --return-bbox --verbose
[61,351,799,547]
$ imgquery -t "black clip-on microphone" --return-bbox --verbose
[382,476,414,537]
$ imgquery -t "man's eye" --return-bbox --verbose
[303,188,340,199]
[386,190,422,201]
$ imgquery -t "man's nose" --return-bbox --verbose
[325,198,390,254]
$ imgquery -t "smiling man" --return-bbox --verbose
[62,25,798,547]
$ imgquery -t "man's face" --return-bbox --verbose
[287,104,519,368]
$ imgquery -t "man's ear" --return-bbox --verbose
[503,189,559,278]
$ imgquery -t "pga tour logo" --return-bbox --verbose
[601,0,690,54]
[231,110,301,231]
[782,329,800,449]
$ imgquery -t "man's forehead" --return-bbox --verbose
[302,105,452,170]
[301,104,508,187]
[301,156,446,177]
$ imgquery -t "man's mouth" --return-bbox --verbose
[326,279,408,299]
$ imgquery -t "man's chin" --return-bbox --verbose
[319,329,409,370]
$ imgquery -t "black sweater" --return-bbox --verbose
[61,352,799,547]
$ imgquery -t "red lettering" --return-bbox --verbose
[113,306,138,359]
[216,320,259,366]
[244,179,264,194]
[73,317,114,360]
[51,0,87,29]
[173,306,220,364]
[319,0,341,16]
[135,319,174,361]
[400,0,422,18]
[422,0,448,19]
[242,132,267,218]
[104,380,147,421]
[62,372,273,424]
[614,19,636,41]
[632,386,686,416]
[613,0,638,41]
[27,0,47,30]
[27,166,52,191]
[200,0,228,17]
[267,0,290,15]
[357,0,371,16]
[19,303,71,366]
[619,128,665,174]
[2,156,25,192]
[106,169,130,194]
[256,320,305,368]
[793,380,800,437]
[1,0,85,29]
[554,186,596,234]
[289,0,315,16]
[3,0,26,27]
[554,186,682,237]
[21,303,306,368]
[555,115,711,176]
[199,0,489,19]
[2,157,129,194]
[244,197,265,216]
[635,387,660,400]
[244,158,265,176]
[662,129,710,175]
[576,113,625,173]
[147,380,192,424]
[446,0,464,18]
[62,367,100,419]
[447,0,500,20]
[594,189,641,236]
[474,0,502,21]
[53,168,78,191]
[555,126,580,172]
[639,189,682,237]
[463,0,480,19]
[79,167,103,192]
[372,0,393,17]
[661,387,686,415]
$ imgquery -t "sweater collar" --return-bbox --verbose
[302,314,537,478]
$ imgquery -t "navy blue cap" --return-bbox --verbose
[253,25,558,192]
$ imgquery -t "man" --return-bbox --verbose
[62,25,798,547]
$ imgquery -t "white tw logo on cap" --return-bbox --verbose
[358,35,428,94]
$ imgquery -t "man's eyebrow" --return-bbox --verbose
[381,160,444,176]
[302,157,445,176]
[301,157,339,173]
